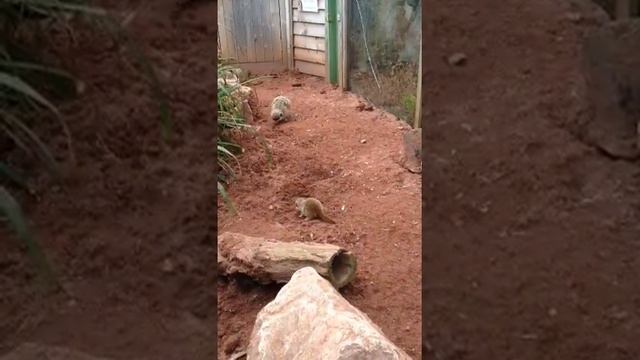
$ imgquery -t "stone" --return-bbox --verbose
[161,258,175,273]
[246,267,412,360]
[447,52,467,66]
[231,85,258,113]
[218,78,259,123]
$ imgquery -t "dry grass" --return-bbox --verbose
[349,63,418,123]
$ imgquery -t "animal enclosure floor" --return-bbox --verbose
[425,0,640,359]
[0,1,215,359]
[217,75,422,358]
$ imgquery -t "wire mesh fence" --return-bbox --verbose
[347,0,421,124]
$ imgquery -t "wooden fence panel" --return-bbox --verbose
[218,0,287,73]
[292,0,327,78]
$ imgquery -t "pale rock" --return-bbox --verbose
[447,52,467,66]
[246,267,412,360]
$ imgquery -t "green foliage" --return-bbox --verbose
[216,63,244,214]
[217,60,273,214]
[402,94,416,117]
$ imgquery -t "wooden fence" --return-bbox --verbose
[218,0,290,73]
[292,0,328,77]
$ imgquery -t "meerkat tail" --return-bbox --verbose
[319,213,336,224]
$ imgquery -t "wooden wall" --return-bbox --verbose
[218,0,289,73]
[292,0,327,78]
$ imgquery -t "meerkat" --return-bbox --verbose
[294,197,336,224]
[270,95,293,124]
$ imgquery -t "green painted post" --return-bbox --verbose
[327,0,339,85]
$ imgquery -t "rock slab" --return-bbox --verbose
[246,267,412,360]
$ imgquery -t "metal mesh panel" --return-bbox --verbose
[347,0,421,123]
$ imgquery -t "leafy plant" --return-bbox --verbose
[216,60,273,214]
[402,94,416,117]
[216,64,244,214]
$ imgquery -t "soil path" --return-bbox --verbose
[425,0,640,358]
[217,74,422,358]
[0,1,215,359]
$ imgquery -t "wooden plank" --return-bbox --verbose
[240,0,255,62]
[325,38,330,83]
[229,0,243,61]
[267,0,275,61]
[293,22,325,37]
[284,0,294,69]
[293,35,325,51]
[263,0,277,62]
[294,48,325,64]
[278,0,287,64]
[217,1,225,57]
[269,0,283,62]
[293,0,326,10]
[219,0,235,60]
[295,60,326,77]
[253,0,264,61]
[414,35,422,129]
[226,0,238,60]
[230,0,248,61]
[338,0,348,89]
[264,0,275,61]
[292,9,325,24]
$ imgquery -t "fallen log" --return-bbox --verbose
[217,232,357,289]
[247,267,412,360]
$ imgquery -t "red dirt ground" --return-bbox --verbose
[0,1,215,359]
[217,74,422,358]
[424,0,640,359]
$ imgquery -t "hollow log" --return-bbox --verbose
[247,267,412,360]
[217,232,357,289]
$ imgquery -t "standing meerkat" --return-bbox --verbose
[294,197,336,224]
[270,95,293,124]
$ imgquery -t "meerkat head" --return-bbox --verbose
[271,109,284,122]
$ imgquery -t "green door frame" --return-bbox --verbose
[326,0,339,85]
